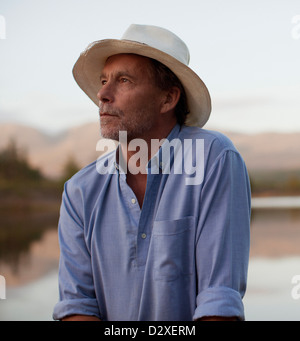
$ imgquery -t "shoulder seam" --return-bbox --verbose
[205,148,241,182]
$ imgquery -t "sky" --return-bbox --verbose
[0,0,300,135]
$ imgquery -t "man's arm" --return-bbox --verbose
[62,315,101,321]
[198,316,239,321]
[194,150,251,321]
[53,181,101,320]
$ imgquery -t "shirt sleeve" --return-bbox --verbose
[52,181,101,320]
[193,149,251,321]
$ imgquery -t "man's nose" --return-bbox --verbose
[97,83,114,104]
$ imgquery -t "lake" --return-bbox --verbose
[0,196,300,321]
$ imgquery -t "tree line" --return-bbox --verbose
[0,139,80,187]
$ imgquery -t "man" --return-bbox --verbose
[53,24,251,321]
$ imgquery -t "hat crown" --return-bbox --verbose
[121,24,190,66]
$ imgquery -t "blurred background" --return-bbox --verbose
[0,0,300,320]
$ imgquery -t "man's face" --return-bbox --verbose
[97,54,165,141]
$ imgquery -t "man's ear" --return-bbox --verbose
[160,86,181,114]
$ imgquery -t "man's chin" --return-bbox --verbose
[100,125,125,141]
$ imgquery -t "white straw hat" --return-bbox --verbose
[73,24,211,127]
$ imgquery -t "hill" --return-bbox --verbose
[0,123,101,178]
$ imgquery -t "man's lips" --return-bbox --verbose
[100,112,118,117]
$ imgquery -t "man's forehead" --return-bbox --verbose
[104,53,152,68]
[101,53,152,76]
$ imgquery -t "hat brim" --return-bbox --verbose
[73,39,211,127]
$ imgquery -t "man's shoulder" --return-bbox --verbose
[66,150,115,188]
[179,125,237,153]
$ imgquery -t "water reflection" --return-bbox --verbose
[251,207,300,257]
[0,207,59,273]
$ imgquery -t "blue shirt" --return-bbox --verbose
[53,124,251,321]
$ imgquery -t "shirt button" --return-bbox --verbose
[141,233,147,239]
[131,198,136,204]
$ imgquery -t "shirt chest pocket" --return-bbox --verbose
[152,216,195,282]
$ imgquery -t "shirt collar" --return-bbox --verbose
[147,124,181,174]
[113,124,181,175]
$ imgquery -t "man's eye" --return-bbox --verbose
[120,78,129,83]
[101,80,107,85]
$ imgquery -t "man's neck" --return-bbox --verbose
[119,122,177,208]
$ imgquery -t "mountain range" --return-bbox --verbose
[0,122,299,179]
